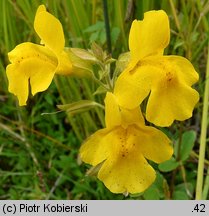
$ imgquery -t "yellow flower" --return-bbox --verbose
[6,5,72,106]
[80,92,173,194]
[114,10,199,127]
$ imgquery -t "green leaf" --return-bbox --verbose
[93,86,107,95]
[174,130,196,162]
[172,183,194,200]
[143,187,160,200]
[158,157,179,172]
[111,27,120,44]
[143,172,167,200]
[173,191,189,200]
[83,21,104,33]
[90,31,100,43]
[181,131,196,161]
[99,30,106,44]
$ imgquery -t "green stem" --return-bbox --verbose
[91,74,109,91]
[196,0,209,32]
[191,151,209,166]
[170,122,183,197]
[195,42,209,200]
[169,0,180,31]
[104,64,113,92]
[114,0,128,50]
[102,0,112,54]
[202,166,209,199]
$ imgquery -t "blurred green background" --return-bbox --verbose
[0,0,208,199]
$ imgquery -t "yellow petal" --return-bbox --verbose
[79,128,112,166]
[104,92,145,129]
[81,123,171,193]
[98,153,155,194]
[115,54,199,125]
[146,80,199,126]
[120,107,145,128]
[34,5,65,54]
[129,10,170,61]
[36,4,46,13]
[97,126,156,194]
[8,42,58,66]
[30,66,55,96]
[7,42,57,105]
[55,50,73,75]
[104,92,122,129]
[114,63,160,109]
[166,55,199,85]
[6,64,29,106]
[136,125,173,163]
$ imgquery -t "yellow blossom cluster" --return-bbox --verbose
[80,10,199,194]
[6,6,199,194]
[6,5,73,106]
